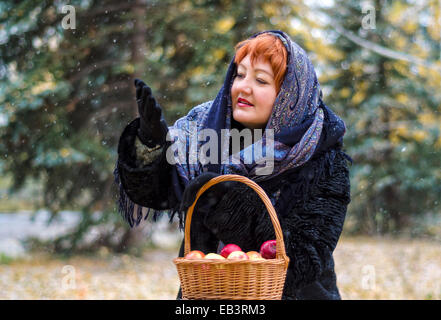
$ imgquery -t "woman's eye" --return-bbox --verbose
[235,73,267,84]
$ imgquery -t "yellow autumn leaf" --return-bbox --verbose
[418,113,437,126]
[390,125,409,145]
[324,47,344,62]
[427,67,441,87]
[350,62,365,77]
[121,63,134,74]
[351,81,368,104]
[215,17,235,34]
[402,22,417,34]
[60,148,71,158]
[388,107,402,121]
[412,130,427,142]
[394,35,407,50]
[393,61,411,76]
[31,82,55,95]
[357,81,369,91]
[427,22,440,42]
[388,2,405,24]
[410,42,429,60]
[190,66,204,76]
[396,93,408,104]
[427,2,440,41]
[212,48,226,60]
[351,91,366,105]
[263,3,277,16]
[31,72,56,95]
[389,132,400,145]
[340,88,351,99]
[395,125,409,137]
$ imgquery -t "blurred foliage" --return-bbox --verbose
[0,0,440,254]
[0,0,295,253]
[312,0,441,235]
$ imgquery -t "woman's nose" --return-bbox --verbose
[237,78,252,95]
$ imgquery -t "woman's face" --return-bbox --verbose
[231,54,277,129]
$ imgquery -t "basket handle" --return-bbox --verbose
[183,174,290,265]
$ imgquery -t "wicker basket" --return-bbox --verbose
[173,174,290,300]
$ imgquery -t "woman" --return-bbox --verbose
[114,30,352,299]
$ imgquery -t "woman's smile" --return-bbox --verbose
[237,97,254,107]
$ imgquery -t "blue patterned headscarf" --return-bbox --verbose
[168,30,346,188]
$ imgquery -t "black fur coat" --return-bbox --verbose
[115,118,351,300]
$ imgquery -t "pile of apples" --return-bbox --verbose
[184,240,277,261]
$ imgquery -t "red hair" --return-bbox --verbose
[234,33,287,92]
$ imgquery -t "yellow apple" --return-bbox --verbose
[227,251,249,260]
[246,251,264,260]
[204,253,226,260]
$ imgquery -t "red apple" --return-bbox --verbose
[204,253,225,260]
[220,244,242,258]
[260,240,277,259]
[246,251,264,260]
[184,250,205,259]
[227,251,249,260]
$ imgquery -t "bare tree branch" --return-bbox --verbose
[67,60,118,83]
[331,23,441,72]
[306,5,441,72]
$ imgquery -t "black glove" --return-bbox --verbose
[180,172,236,214]
[134,78,168,148]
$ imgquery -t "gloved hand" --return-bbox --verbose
[134,78,169,148]
[180,172,236,214]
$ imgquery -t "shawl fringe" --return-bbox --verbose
[114,163,183,228]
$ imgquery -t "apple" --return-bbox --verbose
[204,253,225,260]
[184,250,205,259]
[260,240,277,259]
[204,253,226,271]
[227,251,249,260]
[220,244,242,258]
[246,251,264,260]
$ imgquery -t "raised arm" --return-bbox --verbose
[114,80,181,227]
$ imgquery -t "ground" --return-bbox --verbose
[1,236,440,300]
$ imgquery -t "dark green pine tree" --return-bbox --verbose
[0,0,295,253]
[0,0,153,253]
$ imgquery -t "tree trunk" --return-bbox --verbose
[130,0,148,117]
[234,0,256,44]
[119,0,149,250]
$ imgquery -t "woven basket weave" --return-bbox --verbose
[173,174,290,300]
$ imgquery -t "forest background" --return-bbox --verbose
[0,0,440,299]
